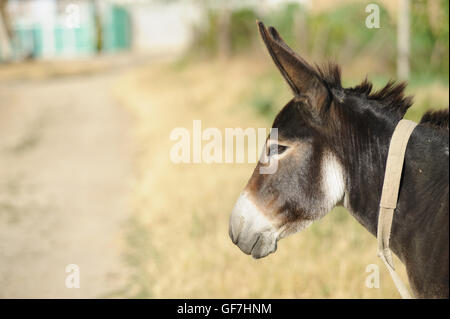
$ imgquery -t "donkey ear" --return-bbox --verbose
[257,21,330,112]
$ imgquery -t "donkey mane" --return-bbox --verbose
[315,62,413,120]
[420,109,449,131]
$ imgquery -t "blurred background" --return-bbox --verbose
[0,0,448,298]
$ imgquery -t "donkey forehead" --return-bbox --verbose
[272,100,317,141]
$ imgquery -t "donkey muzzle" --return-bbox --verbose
[229,193,278,259]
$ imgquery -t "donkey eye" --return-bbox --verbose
[267,144,288,156]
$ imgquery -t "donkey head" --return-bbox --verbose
[229,22,347,258]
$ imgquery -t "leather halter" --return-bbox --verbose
[377,119,417,299]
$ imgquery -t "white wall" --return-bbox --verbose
[130,1,202,55]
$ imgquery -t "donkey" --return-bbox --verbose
[229,21,449,298]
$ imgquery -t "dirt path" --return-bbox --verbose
[0,69,134,298]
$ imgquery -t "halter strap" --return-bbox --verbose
[377,119,417,299]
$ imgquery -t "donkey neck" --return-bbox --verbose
[336,111,448,260]
[340,128,391,238]
[331,107,409,253]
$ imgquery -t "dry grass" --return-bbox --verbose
[0,53,138,83]
[113,55,447,298]
[0,59,105,83]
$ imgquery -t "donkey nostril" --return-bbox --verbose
[229,226,237,244]
[229,214,245,244]
[234,215,245,244]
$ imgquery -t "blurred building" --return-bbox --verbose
[0,0,306,61]
[1,0,132,60]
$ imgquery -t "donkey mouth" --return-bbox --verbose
[249,234,278,259]
[231,230,278,259]
[229,193,278,259]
